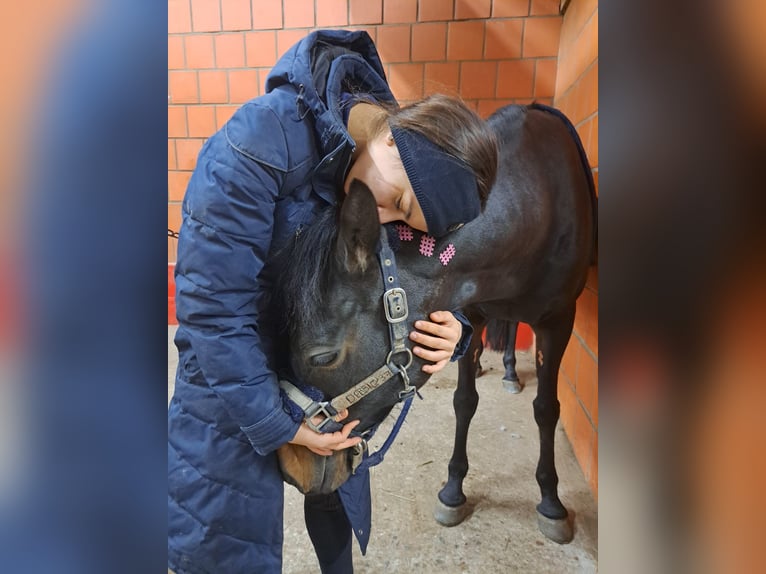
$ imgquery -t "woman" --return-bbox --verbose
[168,29,497,573]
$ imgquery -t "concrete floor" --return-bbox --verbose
[169,326,598,573]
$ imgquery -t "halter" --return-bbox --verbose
[280,227,417,435]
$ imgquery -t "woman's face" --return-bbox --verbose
[343,131,427,232]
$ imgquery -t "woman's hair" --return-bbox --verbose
[369,94,498,208]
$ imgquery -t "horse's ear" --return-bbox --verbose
[337,179,380,274]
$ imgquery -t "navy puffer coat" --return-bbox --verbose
[168,30,396,573]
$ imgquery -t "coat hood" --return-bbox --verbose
[264,29,396,153]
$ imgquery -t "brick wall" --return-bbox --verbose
[168,0,565,261]
[552,0,598,499]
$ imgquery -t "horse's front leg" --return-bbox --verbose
[502,321,522,393]
[531,306,576,543]
[434,325,483,526]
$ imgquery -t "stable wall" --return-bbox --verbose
[168,0,565,262]
[552,0,598,499]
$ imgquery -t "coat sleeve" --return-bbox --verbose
[450,310,474,362]
[174,103,300,455]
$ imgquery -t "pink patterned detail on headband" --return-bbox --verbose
[439,244,456,266]
[396,224,414,241]
[419,235,436,257]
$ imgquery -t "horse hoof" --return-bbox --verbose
[537,511,573,544]
[434,498,471,526]
[502,378,523,394]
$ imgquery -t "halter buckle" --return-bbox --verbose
[383,288,408,323]
[304,401,339,433]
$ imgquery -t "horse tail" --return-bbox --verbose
[529,102,598,265]
[484,319,512,352]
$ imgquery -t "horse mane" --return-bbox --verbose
[278,205,339,331]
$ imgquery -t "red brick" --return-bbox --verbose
[581,62,598,121]
[252,0,283,29]
[284,0,315,27]
[215,34,246,68]
[455,0,491,20]
[168,106,187,137]
[574,287,598,355]
[228,69,260,103]
[424,62,459,95]
[569,399,595,480]
[496,60,534,98]
[561,0,597,46]
[168,202,183,235]
[198,70,228,103]
[168,171,192,202]
[560,334,579,382]
[419,0,453,21]
[557,12,597,93]
[187,105,217,137]
[522,16,562,58]
[222,0,252,30]
[277,29,308,59]
[220,0,253,31]
[534,58,557,97]
[530,0,559,15]
[447,21,484,60]
[168,139,177,170]
[411,23,446,62]
[349,0,382,24]
[575,345,598,426]
[484,19,523,59]
[168,36,185,70]
[387,63,424,101]
[491,0,528,17]
[316,0,348,26]
[191,0,221,32]
[216,105,240,129]
[376,25,411,64]
[558,371,576,435]
[477,99,513,118]
[245,31,277,67]
[176,139,204,171]
[459,61,496,99]
[184,34,215,69]
[169,71,199,104]
[383,0,416,24]
[169,0,192,33]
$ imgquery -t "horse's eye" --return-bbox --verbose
[310,351,339,367]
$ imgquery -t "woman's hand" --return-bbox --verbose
[409,310,462,374]
[289,409,362,456]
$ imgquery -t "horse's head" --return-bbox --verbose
[277,180,438,494]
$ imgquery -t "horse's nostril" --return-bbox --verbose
[310,351,339,367]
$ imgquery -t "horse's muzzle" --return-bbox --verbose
[276,444,355,495]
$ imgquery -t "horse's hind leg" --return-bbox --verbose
[434,321,484,526]
[502,321,522,393]
[531,307,576,543]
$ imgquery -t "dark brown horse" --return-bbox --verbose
[277,103,596,544]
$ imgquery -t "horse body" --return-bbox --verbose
[280,104,596,542]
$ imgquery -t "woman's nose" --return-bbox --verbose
[377,206,395,224]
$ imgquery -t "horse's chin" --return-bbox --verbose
[276,444,354,495]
